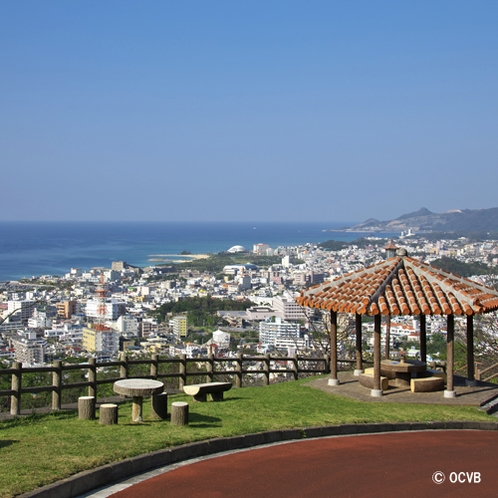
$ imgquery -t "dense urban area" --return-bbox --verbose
[1,233,498,369]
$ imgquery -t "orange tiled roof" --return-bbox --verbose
[296,256,498,316]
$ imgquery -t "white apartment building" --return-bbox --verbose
[253,243,270,255]
[115,315,139,337]
[7,300,35,321]
[28,310,51,329]
[85,298,126,321]
[272,293,306,321]
[212,330,230,347]
[11,330,47,366]
[259,317,300,347]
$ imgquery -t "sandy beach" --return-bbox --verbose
[147,254,210,263]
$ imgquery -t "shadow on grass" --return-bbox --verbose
[189,413,222,428]
[218,396,244,402]
[0,439,19,448]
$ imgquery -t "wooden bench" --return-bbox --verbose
[183,382,232,402]
[410,376,444,393]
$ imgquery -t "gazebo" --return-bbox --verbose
[296,245,498,398]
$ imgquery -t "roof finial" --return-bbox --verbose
[383,240,398,259]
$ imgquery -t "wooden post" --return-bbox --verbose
[119,352,128,379]
[99,403,118,425]
[292,354,299,381]
[171,401,189,426]
[466,315,476,385]
[235,353,243,388]
[263,354,270,386]
[150,354,158,379]
[179,354,186,390]
[445,314,456,397]
[354,313,363,375]
[10,361,22,416]
[328,311,339,386]
[88,357,96,398]
[324,352,331,374]
[206,353,214,383]
[52,360,62,411]
[419,314,427,363]
[151,392,168,420]
[78,396,96,420]
[372,314,382,396]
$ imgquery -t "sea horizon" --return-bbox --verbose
[0,221,400,282]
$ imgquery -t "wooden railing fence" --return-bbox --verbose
[475,361,498,382]
[0,352,339,416]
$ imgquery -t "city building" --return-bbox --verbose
[273,293,307,321]
[11,330,47,366]
[259,317,300,347]
[56,300,78,319]
[82,326,119,355]
[172,316,188,338]
[85,298,126,321]
[7,300,36,322]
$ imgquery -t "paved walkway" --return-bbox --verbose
[91,430,497,498]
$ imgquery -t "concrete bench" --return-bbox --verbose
[410,376,444,393]
[425,369,447,382]
[183,382,232,402]
[358,372,389,391]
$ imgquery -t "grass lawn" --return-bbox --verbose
[0,378,492,497]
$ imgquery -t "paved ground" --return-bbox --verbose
[309,372,498,406]
[99,430,497,498]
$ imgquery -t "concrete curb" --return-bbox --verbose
[20,421,498,498]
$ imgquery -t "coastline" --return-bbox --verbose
[147,254,210,263]
[0,221,376,282]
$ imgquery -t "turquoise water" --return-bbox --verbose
[0,221,398,281]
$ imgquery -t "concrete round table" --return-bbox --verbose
[380,359,426,387]
[113,379,164,422]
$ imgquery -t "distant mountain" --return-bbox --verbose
[346,207,498,234]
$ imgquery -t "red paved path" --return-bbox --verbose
[111,431,498,498]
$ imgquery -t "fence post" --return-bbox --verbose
[52,360,62,410]
[150,353,158,379]
[119,352,128,379]
[10,361,22,416]
[206,353,214,383]
[88,357,96,398]
[179,354,186,389]
[263,354,270,386]
[292,354,299,381]
[475,362,481,381]
[235,353,243,388]
[324,353,331,374]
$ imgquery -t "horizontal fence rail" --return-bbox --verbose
[0,353,340,415]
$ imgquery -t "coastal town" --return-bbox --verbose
[1,233,497,367]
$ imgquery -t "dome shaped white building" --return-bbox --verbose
[227,245,247,253]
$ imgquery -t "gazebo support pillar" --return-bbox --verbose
[419,314,427,363]
[444,314,456,398]
[371,314,383,397]
[354,314,363,376]
[328,310,340,386]
[466,315,477,386]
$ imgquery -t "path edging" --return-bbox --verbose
[19,421,498,498]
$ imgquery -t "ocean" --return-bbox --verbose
[0,221,399,282]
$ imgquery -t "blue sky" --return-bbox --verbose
[1,1,497,222]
